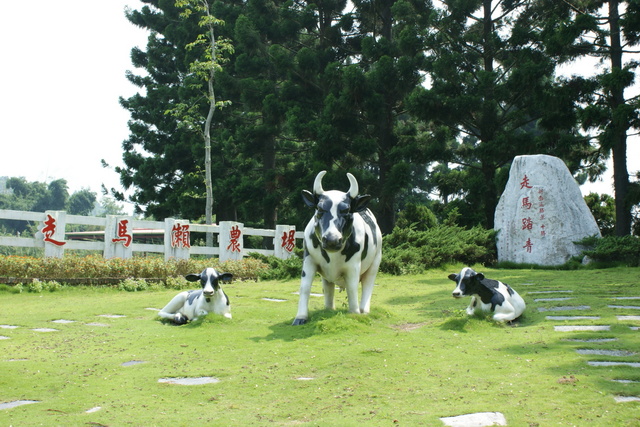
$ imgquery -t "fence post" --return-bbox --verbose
[38,210,67,258]
[274,225,297,259]
[164,218,191,261]
[104,215,134,259]
[219,221,244,262]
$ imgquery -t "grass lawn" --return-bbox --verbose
[1,266,639,426]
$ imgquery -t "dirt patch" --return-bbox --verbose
[391,322,427,331]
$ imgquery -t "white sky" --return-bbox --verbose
[0,1,148,211]
[0,1,637,212]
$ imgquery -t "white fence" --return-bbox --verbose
[0,209,303,261]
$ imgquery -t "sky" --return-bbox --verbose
[0,1,148,212]
[0,1,637,213]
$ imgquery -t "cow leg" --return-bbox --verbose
[359,270,376,314]
[158,291,189,324]
[466,296,478,316]
[492,301,517,322]
[323,279,335,310]
[293,258,317,325]
[343,271,361,314]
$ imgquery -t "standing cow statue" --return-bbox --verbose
[448,267,526,322]
[158,268,233,324]
[293,171,383,325]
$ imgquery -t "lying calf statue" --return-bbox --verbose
[158,268,232,324]
[448,267,526,322]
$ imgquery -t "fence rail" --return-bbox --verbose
[0,209,303,261]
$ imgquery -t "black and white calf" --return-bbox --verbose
[448,267,526,322]
[158,268,232,324]
[293,171,383,325]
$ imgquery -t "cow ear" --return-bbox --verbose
[351,194,371,213]
[475,273,485,281]
[185,274,200,282]
[302,190,317,208]
[447,274,458,281]
[219,273,233,282]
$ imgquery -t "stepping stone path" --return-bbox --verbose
[539,287,640,406]
[445,286,640,425]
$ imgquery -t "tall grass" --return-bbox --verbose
[1,267,639,425]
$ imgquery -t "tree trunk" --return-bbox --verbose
[608,0,632,235]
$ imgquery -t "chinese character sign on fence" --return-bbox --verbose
[281,230,296,253]
[170,223,191,248]
[42,214,66,247]
[112,219,132,248]
[227,225,242,253]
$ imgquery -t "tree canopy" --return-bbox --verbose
[115,0,640,235]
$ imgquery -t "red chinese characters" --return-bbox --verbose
[42,214,66,246]
[227,225,242,253]
[281,230,296,253]
[171,223,191,248]
[518,174,548,254]
[112,219,132,248]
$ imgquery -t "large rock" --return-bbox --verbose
[495,154,600,266]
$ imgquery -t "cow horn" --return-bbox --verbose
[347,173,358,198]
[313,170,326,195]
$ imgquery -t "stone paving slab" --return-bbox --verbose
[617,316,640,321]
[158,376,220,385]
[538,305,590,312]
[588,361,640,368]
[576,349,637,357]
[535,297,573,302]
[614,396,640,402]
[0,400,39,410]
[554,325,610,332]
[547,316,600,321]
[528,290,573,294]
[440,412,507,426]
[608,305,640,310]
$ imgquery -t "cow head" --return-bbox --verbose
[186,267,233,300]
[302,171,371,252]
[448,267,484,298]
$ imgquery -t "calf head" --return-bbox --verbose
[302,171,371,252]
[448,267,484,298]
[186,267,233,300]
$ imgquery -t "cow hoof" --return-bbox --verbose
[292,318,307,326]
[174,314,188,325]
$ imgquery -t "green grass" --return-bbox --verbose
[1,266,639,426]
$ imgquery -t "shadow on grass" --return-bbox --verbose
[249,308,392,342]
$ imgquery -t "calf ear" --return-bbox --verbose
[219,273,233,282]
[185,274,201,282]
[351,194,371,213]
[302,190,317,208]
[475,273,485,280]
[447,274,458,281]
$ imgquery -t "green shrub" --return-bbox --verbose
[14,279,65,293]
[380,224,496,274]
[0,255,270,283]
[578,235,640,267]
[249,252,303,280]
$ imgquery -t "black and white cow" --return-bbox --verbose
[158,268,232,324]
[448,267,526,322]
[293,171,383,325]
